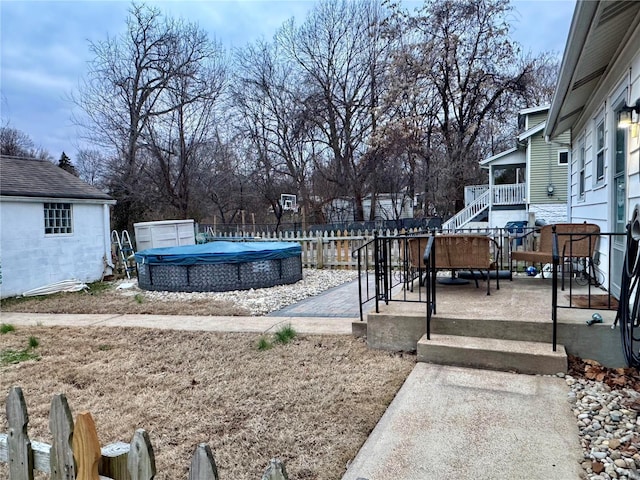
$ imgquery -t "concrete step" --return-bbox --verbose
[366,307,552,352]
[417,334,567,375]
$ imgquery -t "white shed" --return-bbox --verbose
[0,155,116,298]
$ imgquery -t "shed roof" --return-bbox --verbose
[0,155,114,201]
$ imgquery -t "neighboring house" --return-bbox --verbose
[0,156,116,298]
[545,0,640,298]
[363,191,414,222]
[444,106,570,230]
[323,192,414,224]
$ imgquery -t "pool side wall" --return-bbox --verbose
[137,256,303,292]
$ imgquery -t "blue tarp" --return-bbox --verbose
[134,241,301,265]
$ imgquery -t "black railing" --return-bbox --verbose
[353,233,435,335]
[354,226,623,354]
[551,230,625,351]
[551,226,559,352]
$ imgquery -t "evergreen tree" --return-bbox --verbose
[58,151,78,176]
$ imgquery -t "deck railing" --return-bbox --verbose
[354,226,622,353]
[493,183,526,205]
[463,183,525,207]
[464,185,489,205]
[353,233,435,334]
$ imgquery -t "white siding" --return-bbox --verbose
[489,209,527,230]
[529,203,568,224]
[0,199,110,298]
[627,50,640,210]
[567,40,640,296]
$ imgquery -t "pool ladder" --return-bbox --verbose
[111,230,136,279]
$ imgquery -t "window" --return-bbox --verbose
[558,150,569,165]
[44,202,73,234]
[578,141,585,198]
[595,119,605,183]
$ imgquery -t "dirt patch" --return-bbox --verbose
[0,326,414,479]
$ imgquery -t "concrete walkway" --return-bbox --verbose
[342,363,583,480]
[0,311,356,335]
[1,279,584,479]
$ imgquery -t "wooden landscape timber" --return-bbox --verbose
[1,387,288,480]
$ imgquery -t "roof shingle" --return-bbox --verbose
[0,155,113,201]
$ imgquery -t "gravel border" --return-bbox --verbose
[125,268,360,315]
[565,375,640,479]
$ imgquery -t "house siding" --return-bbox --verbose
[528,130,570,206]
[566,26,640,297]
[0,199,109,298]
[627,49,640,211]
[527,111,548,129]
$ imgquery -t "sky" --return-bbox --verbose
[0,0,577,160]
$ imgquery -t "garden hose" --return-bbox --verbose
[616,205,640,367]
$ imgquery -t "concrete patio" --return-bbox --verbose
[359,273,624,368]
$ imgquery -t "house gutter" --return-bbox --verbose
[545,1,599,140]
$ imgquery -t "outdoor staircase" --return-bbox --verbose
[417,334,566,375]
[366,307,567,375]
[441,189,490,231]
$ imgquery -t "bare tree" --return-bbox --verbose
[75,149,109,187]
[141,20,227,219]
[379,0,549,216]
[0,125,52,160]
[276,0,390,221]
[233,39,316,221]
[74,3,183,229]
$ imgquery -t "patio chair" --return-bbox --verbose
[510,223,600,286]
[409,234,499,295]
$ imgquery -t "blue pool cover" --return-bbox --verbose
[135,241,301,265]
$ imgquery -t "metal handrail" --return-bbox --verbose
[424,236,435,340]
[353,233,435,323]
[551,226,559,352]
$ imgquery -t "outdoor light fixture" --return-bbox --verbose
[618,99,640,129]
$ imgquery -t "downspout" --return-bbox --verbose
[103,203,114,276]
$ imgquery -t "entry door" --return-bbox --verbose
[611,122,627,298]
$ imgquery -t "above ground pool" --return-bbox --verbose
[135,241,303,292]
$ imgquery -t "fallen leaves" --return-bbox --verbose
[569,355,640,391]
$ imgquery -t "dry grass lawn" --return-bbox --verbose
[0,325,414,479]
[0,283,250,316]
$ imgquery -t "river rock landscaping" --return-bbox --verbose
[568,356,640,480]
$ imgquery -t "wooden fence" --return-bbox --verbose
[0,387,288,480]
[201,228,428,269]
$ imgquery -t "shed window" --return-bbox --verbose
[595,119,605,183]
[44,202,73,234]
[558,151,569,165]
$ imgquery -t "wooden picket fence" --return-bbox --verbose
[0,387,288,480]
[203,228,428,269]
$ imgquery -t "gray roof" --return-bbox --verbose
[0,155,114,201]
